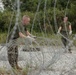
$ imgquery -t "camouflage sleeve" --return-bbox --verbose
[18,24,23,32]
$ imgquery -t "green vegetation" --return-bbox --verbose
[0,32,7,43]
[0,0,76,43]
[0,66,29,75]
[0,68,10,75]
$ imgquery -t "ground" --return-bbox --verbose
[0,45,76,75]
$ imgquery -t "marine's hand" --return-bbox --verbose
[26,36,35,42]
[69,30,72,35]
[57,30,60,34]
[29,34,36,38]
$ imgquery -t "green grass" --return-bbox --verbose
[0,67,29,75]
[0,68,11,75]
[0,32,7,43]
[0,64,30,75]
[0,32,76,46]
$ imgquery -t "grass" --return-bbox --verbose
[0,68,11,75]
[0,32,76,46]
[0,32,7,43]
[0,66,29,75]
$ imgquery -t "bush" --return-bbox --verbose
[0,32,7,43]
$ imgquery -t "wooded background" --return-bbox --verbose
[0,0,76,33]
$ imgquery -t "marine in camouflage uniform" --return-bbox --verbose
[58,17,72,53]
[7,15,30,69]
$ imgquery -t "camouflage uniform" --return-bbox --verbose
[7,40,18,68]
[60,21,71,49]
[7,25,27,68]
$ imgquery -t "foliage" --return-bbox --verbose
[0,32,7,43]
[1,0,76,33]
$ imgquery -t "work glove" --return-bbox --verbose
[29,34,36,38]
[69,30,72,35]
[25,36,35,43]
[57,30,60,34]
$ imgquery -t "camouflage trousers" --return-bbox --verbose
[7,39,18,68]
[61,31,68,47]
[61,31,71,50]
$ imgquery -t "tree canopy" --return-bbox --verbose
[0,0,76,33]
